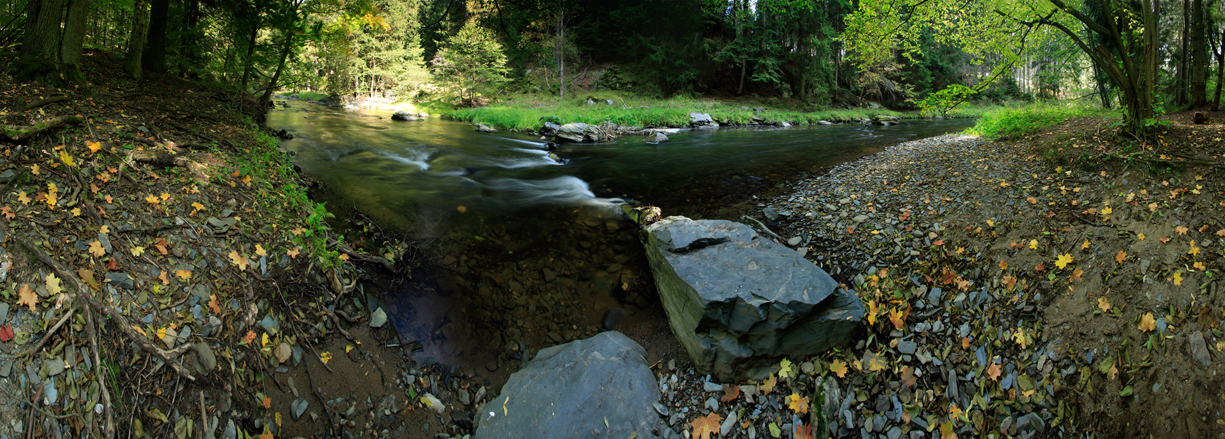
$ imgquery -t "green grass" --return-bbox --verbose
[288,92,330,101]
[422,93,918,131]
[966,103,1118,140]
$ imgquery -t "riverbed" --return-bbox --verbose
[267,101,974,381]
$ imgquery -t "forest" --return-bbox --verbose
[3,0,1222,134]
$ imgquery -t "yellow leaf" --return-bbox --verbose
[690,412,722,439]
[70,207,81,217]
[261,332,269,347]
[1138,312,1157,332]
[1137,233,1145,241]
[30,164,39,175]
[1081,239,1090,250]
[46,274,63,295]
[175,269,191,280]
[1097,297,1111,313]
[1194,262,1206,271]
[829,359,848,378]
[160,192,171,202]
[999,260,1008,270]
[1173,272,1183,286]
[99,225,109,234]
[1115,251,1127,264]
[888,307,904,330]
[191,202,205,212]
[1055,254,1073,270]
[86,140,101,153]
[17,191,30,205]
[788,393,809,414]
[131,246,145,257]
[229,250,249,271]
[1189,241,1200,257]
[319,351,333,364]
[759,373,777,395]
[1176,226,1189,235]
[1012,329,1028,349]
[866,300,878,325]
[778,358,793,379]
[145,194,160,205]
[88,240,106,257]
[1101,206,1113,215]
[1028,239,1039,250]
[255,244,267,257]
[59,150,76,167]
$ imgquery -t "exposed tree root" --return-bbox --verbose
[4,115,82,141]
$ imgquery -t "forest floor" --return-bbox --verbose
[715,109,1225,438]
[0,53,490,439]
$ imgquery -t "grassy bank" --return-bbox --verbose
[422,93,936,131]
[966,103,1119,140]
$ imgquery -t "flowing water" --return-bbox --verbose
[267,101,974,380]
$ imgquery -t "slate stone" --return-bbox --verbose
[474,332,660,438]
[96,232,112,254]
[897,340,917,355]
[191,343,217,376]
[1190,331,1212,367]
[104,272,134,290]
[291,397,309,421]
[0,169,15,183]
[369,308,388,328]
[391,111,422,122]
[649,132,669,143]
[259,315,280,334]
[0,302,8,324]
[555,123,593,143]
[642,216,863,381]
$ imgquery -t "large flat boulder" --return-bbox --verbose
[555,122,595,142]
[475,331,661,438]
[643,216,863,381]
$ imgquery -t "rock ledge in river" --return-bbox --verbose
[642,216,863,381]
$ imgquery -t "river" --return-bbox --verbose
[267,101,974,380]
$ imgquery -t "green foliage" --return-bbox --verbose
[966,104,1117,140]
[430,21,509,101]
[918,84,976,117]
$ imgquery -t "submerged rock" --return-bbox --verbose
[474,332,659,438]
[391,111,422,122]
[642,216,863,381]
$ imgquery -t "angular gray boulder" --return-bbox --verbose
[555,122,595,142]
[643,216,863,381]
[475,331,661,438]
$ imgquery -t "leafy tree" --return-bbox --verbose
[430,20,508,102]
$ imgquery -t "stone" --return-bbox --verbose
[897,340,917,355]
[0,169,15,184]
[291,397,309,421]
[474,332,660,438]
[642,216,863,381]
[422,393,445,413]
[370,307,388,328]
[602,308,626,330]
[260,315,280,334]
[104,272,135,290]
[787,237,802,246]
[47,357,65,376]
[391,111,422,122]
[556,123,592,143]
[1189,331,1212,367]
[703,381,723,392]
[275,343,292,364]
[648,132,669,144]
[689,112,716,127]
[476,124,496,133]
[853,214,869,223]
[0,302,8,324]
[540,122,561,136]
[720,411,738,436]
[192,343,217,376]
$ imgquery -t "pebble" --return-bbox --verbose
[703,381,722,392]
[369,307,388,328]
[1189,331,1212,367]
[291,397,309,421]
[719,411,738,436]
[897,340,917,355]
[46,357,65,376]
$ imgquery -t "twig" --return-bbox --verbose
[84,305,115,439]
[323,308,355,342]
[308,345,335,373]
[741,215,785,242]
[27,383,44,439]
[24,307,76,357]
[334,242,395,272]
[116,223,189,234]
[301,349,335,432]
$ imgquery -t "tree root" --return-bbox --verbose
[128,150,191,167]
[12,232,197,381]
[4,115,82,141]
[335,242,396,272]
[24,308,75,357]
[0,96,70,121]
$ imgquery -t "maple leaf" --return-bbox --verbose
[160,192,171,202]
[191,202,205,212]
[1137,233,1145,241]
[940,266,956,285]
[86,140,101,153]
[30,164,38,175]
[1071,268,1083,282]
[830,359,848,378]
[759,373,777,395]
[1218,229,1225,237]
[88,240,106,257]
[338,253,350,261]
[717,384,740,403]
[46,274,63,295]
[291,227,304,236]
[778,358,793,379]
[864,351,888,371]
[258,431,273,439]
[78,268,99,291]
[1173,272,1183,286]
[208,294,221,315]
[59,150,76,167]
[131,246,145,257]
[17,284,38,311]
[1098,297,1111,313]
[866,300,878,325]
[319,350,333,364]
[1034,263,1045,273]
[286,247,300,258]
[255,244,267,257]
[1107,363,1118,380]
[1194,262,1206,271]
[690,413,721,439]
[998,260,1009,270]
[145,194,160,205]
[175,269,192,280]
[900,366,917,387]
[1101,206,1113,215]
[1081,239,1090,250]
[1189,241,1200,256]
[1026,197,1037,204]
[1175,226,1189,235]
[888,307,905,330]
[1138,312,1157,332]
[0,325,12,342]
[1056,253,1073,270]
[262,397,272,409]
[987,362,1002,381]
[794,422,813,439]
[1115,251,1127,264]
[1149,202,1159,212]
[788,393,810,414]
[1029,239,1039,250]
[939,420,957,439]
[242,331,257,344]
[158,271,169,285]
[229,250,249,271]
[1012,329,1028,349]
[1002,275,1017,290]
[0,206,12,220]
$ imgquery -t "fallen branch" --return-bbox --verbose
[5,115,82,141]
[24,307,76,357]
[116,223,190,234]
[741,215,785,242]
[128,150,191,167]
[84,306,116,439]
[12,233,196,381]
[161,119,232,148]
[335,242,395,272]
[0,96,70,120]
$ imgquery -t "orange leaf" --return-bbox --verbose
[17,284,38,311]
[690,412,721,439]
[830,359,848,378]
[243,331,257,344]
[788,393,809,414]
[262,397,272,409]
[720,385,741,402]
[1138,312,1156,332]
[998,260,1008,270]
[208,294,221,315]
[759,373,777,395]
[888,307,905,330]
[1115,251,1127,264]
[1175,226,1189,235]
[987,362,1002,381]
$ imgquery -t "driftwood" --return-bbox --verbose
[4,115,82,141]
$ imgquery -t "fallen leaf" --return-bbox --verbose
[229,250,249,271]
[208,294,221,315]
[1107,364,1118,380]
[1176,226,1189,235]
[262,397,271,409]
[690,412,722,439]
[778,358,793,379]
[243,331,257,344]
[319,351,333,364]
[457,205,467,213]
[1173,271,1183,286]
[175,269,191,280]
[999,260,1009,270]
[1101,206,1113,215]
[1115,251,1127,264]
[17,284,37,311]
[987,362,1002,381]
[59,150,76,167]
[1189,241,1200,257]
[1029,239,1039,250]
[86,140,101,153]
[1097,297,1111,313]
[1071,268,1083,282]
[1081,239,1090,250]
[788,393,809,414]
[720,385,741,402]
[131,246,145,257]
[900,366,917,387]
[0,325,12,342]
[1055,253,1073,269]
[759,373,777,395]
[78,268,99,291]
[830,359,848,378]
[338,253,350,261]
[255,244,267,257]
[1137,233,1145,241]
[1012,329,1028,349]
[1138,312,1157,332]
[888,307,905,330]
[286,247,300,258]
[88,240,106,257]
[1026,197,1037,204]
[145,194,160,205]
[46,273,63,295]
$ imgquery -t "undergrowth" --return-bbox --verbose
[966,104,1118,140]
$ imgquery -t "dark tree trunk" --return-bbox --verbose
[1177,0,1190,105]
[16,0,65,80]
[1214,28,1224,111]
[124,0,149,79]
[142,0,168,74]
[239,14,260,91]
[259,32,294,108]
[60,0,88,86]
[1189,0,1208,107]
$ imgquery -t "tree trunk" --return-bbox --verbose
[124,0,149,80]
[1189,0,1208,107]
[1177,0,1190,105]
[60,0,89,86]
[239,14,260,92]
[1214,28,1224,111]
[142,0,168,74]
[16,0,65,80]
[557,10,564,99]
[259,32,294,109]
